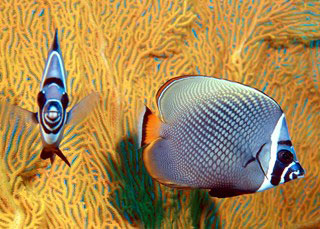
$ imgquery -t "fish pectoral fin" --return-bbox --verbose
[0,102,39,127]
[253,143,269,179]
[242,143,267,168]
[66,92,100,125]
[32,112,39,123]
[243,156,256,168]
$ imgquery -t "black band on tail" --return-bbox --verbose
[141,106,152,146]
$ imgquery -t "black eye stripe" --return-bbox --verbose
[61,93,69,109]
[271,161,286,185]
[271,175,281,186]
[37,91,46,108]
[278,140,292,146]
[278,150,294,164]
[45,118,62,128]
[270,150,295,185]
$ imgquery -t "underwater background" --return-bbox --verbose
[0,0,319,228]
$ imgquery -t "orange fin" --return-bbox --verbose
[140,106,162,146]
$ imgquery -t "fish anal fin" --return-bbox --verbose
[141,106,162,146]
[209,188,248,198]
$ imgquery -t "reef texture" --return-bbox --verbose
[0,0,319,228]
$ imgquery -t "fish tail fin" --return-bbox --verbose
[40,147,52,160]
[138,106,162,147]
[54,148,71,167]
[40,146,70,167]
[50,154,56,165]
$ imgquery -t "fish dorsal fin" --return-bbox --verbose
[156,76,209,122]
[41,30,67,89]
[156,76,278,123]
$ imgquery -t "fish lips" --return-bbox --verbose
[286,162,305,180]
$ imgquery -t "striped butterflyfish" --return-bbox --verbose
[139,76,305,198]
[0,30,99,167]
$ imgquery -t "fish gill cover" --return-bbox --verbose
[0,0,319,228]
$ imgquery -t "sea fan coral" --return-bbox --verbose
[0,0,319,228]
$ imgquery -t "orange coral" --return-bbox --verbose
[0,0,319,228]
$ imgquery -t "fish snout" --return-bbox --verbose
[44,102,62,123]
[289,162,305,180]
[48,111,60,121]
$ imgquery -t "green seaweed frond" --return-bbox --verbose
[107,134,221,228]
[189,189,221,229]
[107,136,165,228]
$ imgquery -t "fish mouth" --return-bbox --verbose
[283,162,305,183]
[290,172,305,179]
[290,162,305,178]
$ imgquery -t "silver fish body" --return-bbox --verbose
[35,30,71,165]
[0,30,99,167]
[140,76,305,198]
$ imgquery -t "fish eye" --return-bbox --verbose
[37,91,46,108]
[61,92,69,108]
[277,150,294,165]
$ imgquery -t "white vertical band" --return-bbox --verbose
[257,113,285,192]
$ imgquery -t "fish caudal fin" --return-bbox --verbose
[139,106,162,147]
[50,154,56,165]
[40,147,71,167]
